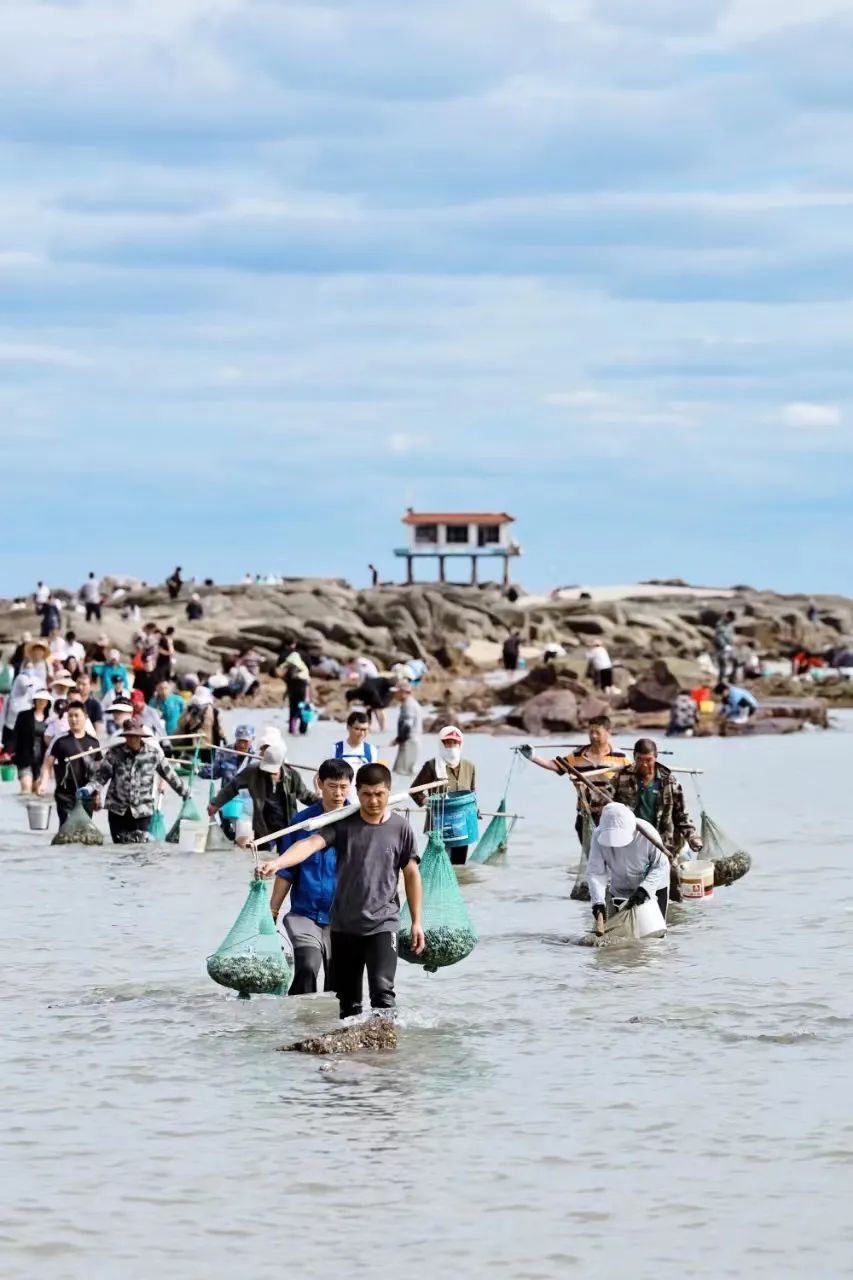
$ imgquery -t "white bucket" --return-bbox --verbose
[235,815,253,845]
[178,820,204,853]
[681,860,715,899]
[26,800,51,832]
[633,897,667,938]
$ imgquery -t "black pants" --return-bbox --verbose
[108,810,151,843]
[449,845,469,866]
[290,948,335,996]
[331,930,397,1019]
[220,817,237,841]
[56,796,94,827]
[85,602,102,622]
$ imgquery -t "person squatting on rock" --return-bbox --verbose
[259,763,424,1021]
[587,803,671,937]
[269,758,355,995]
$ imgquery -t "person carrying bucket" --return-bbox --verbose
[411,726,477,866]
[587,803,670,937]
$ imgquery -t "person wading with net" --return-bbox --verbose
[519,716,628,845]
[588,803,671,937]
[86,717,190,843]
[611,738,702,901]
[410,725,476,866]
[259,763,425,1020]
[268,758,354,995]
[39,702,101,826]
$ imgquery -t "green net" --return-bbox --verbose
[469,799,512,864]
[569,811,593,901]
[165,793,202,844]
[51,795,103,846]
[701,812,752,886]
[207,877,293,997]
[399,831,478,972]
[148,802,166,841]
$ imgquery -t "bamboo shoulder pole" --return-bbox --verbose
[252,781,444,850]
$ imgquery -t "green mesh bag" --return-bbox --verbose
[148,799,166,841]
[165,793,202,844]
[701,812,752,887]
[569,811,593,901]
[52,794,103,846]
[469,799,514,865]
[207,877,293,998]
[400,831,477,973]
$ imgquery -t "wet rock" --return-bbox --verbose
[280,1018,398,1055]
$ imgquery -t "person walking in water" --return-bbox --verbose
[519,715,628,845]
[411,725,476,865]
[588,803,671,937]
[390,683,422,776]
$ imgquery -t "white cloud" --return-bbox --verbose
[0,343,92,368]
[781,401,842,428]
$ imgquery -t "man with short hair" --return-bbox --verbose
[520,716,629,844]
[75,673,104,736]
[88,717,190,843]
[208,740,316,845]
[270,758,355,995]
[81,573,102,622]
[39,702,102,825]
[333,711,378,785]
[611,739,702,901]
[150,679,185,736]
[260,762,425,1020]
[715,682,759,724]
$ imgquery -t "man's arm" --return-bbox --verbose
[155,752,190,799]
[258,833,327,876]
[670,779,701,850]
[402,860,425,953]
[518,746,561,773]
[587,835,609,933]
[270,875,291,919]
[208,769,243,814]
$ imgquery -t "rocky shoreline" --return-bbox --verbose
[2,577,850,735]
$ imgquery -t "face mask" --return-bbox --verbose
[440,745,462,768]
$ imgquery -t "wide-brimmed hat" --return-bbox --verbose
[597,803,637,848]
[25,640,49,659]
[32,688,52,703]
[121,716,152,738]
[51,670,76,688]
[110,699,134,715]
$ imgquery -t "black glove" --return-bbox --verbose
[625,887,649,910]
[519,744,533,759]
[592,903,606,921]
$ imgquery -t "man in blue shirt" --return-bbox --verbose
[269,757,354,994]
[716,682,759,722]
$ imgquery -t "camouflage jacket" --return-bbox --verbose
[611,763,697,858]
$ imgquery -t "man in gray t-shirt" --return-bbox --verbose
[260,762,425,1019]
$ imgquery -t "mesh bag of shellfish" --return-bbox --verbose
[51,795,104,846]
[207,877,293,998]
[399,831,478,973]
[701,812,751,886]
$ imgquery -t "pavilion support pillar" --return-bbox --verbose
[405,556,413,585]
[502,556,510,588]
[470,555,479,586]
[438,555,446,584]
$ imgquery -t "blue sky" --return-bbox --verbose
[2,0,852,596]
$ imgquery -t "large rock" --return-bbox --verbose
[515,689,580,734]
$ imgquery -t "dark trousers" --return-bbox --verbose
[331,930,397,1019]
[449,845,469,866]
[85,602,102,622]
[57,796,94,827]
[108,810,151,843]
[291,948,335,996]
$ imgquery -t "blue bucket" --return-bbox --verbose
[220,795,244,821]
[427,790,479,848]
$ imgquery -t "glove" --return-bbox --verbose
[688,835,704,853]
[592,903,606,921]
[519,744,533,759]
[625,887,649,909]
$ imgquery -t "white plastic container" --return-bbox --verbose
[178,820,205,853]
[681,860,715,899]
[632,897,667,938]
[235,815,254,845]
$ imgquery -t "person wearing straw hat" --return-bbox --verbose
[86,716,190,843]
[410,725,477,865]
[105,698,135,740]
[587,802,670,937]
[208,739,316,847]
[22,639,50,688]
[40,702,102,826]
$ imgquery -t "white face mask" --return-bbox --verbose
[440,745,462,768]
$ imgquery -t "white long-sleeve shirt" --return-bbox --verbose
[587,819,670,906]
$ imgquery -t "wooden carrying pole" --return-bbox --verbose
[252,780,444,851]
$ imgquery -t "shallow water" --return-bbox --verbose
[2,710,853,1279]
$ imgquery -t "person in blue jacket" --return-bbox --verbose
[715,682,759,722]
[269,757,354,994]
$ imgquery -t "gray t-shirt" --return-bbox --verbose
[321,811,416,936]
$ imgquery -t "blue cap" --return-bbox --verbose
[234,724,255,741]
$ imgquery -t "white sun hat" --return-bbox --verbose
[596,803,638,848]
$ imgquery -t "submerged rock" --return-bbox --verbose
[280,1018,398,1055]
